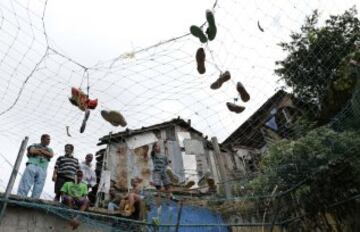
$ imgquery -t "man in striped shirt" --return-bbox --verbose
[52,144,80,201]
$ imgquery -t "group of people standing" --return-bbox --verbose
[16,134,97,227]
[15,134,176,227]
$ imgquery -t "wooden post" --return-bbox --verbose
[95,132,112,207]
[0,136,29,224]
[211,137,232,199]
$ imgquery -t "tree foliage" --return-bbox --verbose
[275,7,360,122]
[250,127,360,230]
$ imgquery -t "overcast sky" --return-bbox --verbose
[0,0,358,199]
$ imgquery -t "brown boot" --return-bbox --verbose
[101,110,127,127]
[236,82,250,102]
[226,102,245,113]
[196,48,206,74]
[210,71,231,89]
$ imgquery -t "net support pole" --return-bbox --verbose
[211,137,232,199]
[0,136,29,224]
[175,200,184,232]
[95,132,112,208]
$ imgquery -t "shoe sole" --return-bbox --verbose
[210,71,231,89]
[196,48,206,74]
[226,102,245,113]
[190,25,208,43]
[206,10,217,41]
[101,110,127,127]
[236,82,250,102]
[101,110,119,126]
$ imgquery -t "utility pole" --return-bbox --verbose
[0,136,29,224]
[211,137,232,199]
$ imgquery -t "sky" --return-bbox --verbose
[0,0,358,199]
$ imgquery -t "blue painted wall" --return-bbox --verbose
[147,200,229,232]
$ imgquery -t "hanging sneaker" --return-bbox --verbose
[207,178,216,192]
[196,48,206,74]
[165,167,180,184]
[190,25,208,43]
[205,10,217,41]
[184,180,195,189]
[226,102,245,113]
[236,82,250,102]
[210,71,231,89]
[80,109,90,133]
[70,87,88,111]
[101,110,127,127]
[68,97,78,107]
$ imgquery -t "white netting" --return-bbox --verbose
[0,0,358,200]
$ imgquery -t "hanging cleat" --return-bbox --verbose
[196,48,206,74]
[190,25,208,43]
[226,102,245,113]
[210,71,231,89]
[236,81,250,102]
[205,10,217,41]
[101,110,127,127]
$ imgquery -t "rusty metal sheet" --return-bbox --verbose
[128,144,153,188]
[108,143,128,190]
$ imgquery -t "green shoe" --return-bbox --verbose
[205,10,217,41]
[190,25,208,43]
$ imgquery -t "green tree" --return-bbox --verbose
[275,7,360,122]
[250,127,360,230]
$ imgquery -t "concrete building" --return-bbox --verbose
[219,90,303,195]
[94,117,224,205]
